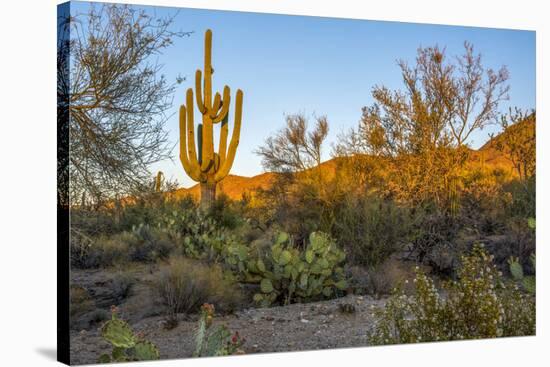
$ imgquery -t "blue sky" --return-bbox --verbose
[71,2,536,188]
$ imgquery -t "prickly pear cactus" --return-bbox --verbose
[98,308,160,363]
[194,303,244,357]
[252,231,347,306]
[507,254,536,295]
[134,340,160,360]
[101,319,136,348]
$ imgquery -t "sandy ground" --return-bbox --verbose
[70,288,387,365]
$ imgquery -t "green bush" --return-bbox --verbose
[206,193,244,230]
[369,245,535,345]
[332,195,414,266]
[71,225,176,268]
[128,224,174,263]
[70,231,130,269]
[154,206,241,261]
[504,177,536,219]
[152,257,243,324]
[408,209,463,275]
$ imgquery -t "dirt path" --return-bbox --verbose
[70,294,387,365]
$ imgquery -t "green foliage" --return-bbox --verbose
[71,226,175,269]
[154,206,242,261]
[332,194,414,266]
[127,224,175,262]
[206,193,244,230]
[99,308,160,363]
[193,304,245,357]
[508,253,536,294]
[504,177,536,219]
[229,231,347,306]
[369,245,535,345]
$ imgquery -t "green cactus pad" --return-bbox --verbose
[523,276,536,294]
[278,250,292,265]
[509,260,524,281]
[276,232,289,244]
[111,346,127,361]
[98,354,111,363]
[305,250,314,264]
[134,341,160,360]
[101,319,136,348]
[260,278,274,293]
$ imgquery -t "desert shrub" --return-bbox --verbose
[70,285,94,320]
[72,226,177,268]
[332,195,414,266]
[457,167,515,235]
[110,272,136,303]
[70,232,129,269]
[71,209,120,236]
[128,224,174,263]
[70,229,98,269]
[504,177,535,219]
[250,173,339,247]
[152,257,243,324]
[206,193,243,230]
[369,245,535,345]
[483,216,536,270]
[408,209,464,275]
[350,258,416,297]
[118,195,197,231]
[155,207,244,261]
[87,308,110,325]
[227,231,348,306]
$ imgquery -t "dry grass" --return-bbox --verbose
[152,257,244,324]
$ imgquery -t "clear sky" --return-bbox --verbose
[72,1,536,188]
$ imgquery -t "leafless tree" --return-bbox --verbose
[452,42,510,146]
[256,113,329,173]
[58,4,191,207]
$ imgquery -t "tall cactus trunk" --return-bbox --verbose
[179,29,243,212]
[200,182,216,210]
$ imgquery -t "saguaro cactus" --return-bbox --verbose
[155,171,164,193]
[179,29,243,209]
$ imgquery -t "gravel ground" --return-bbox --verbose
[70,294,387,365]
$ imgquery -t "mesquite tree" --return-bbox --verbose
[59,4,190,207]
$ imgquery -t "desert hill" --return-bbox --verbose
[172,152,520,202]
[171,120,535,201]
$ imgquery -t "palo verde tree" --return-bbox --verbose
[335,42,510,205]
[179,29,244,209]
[59,4,190,207]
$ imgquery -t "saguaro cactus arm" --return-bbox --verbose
[179,93,202,182]
[211,86,231,122]
[215,89,243,182]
